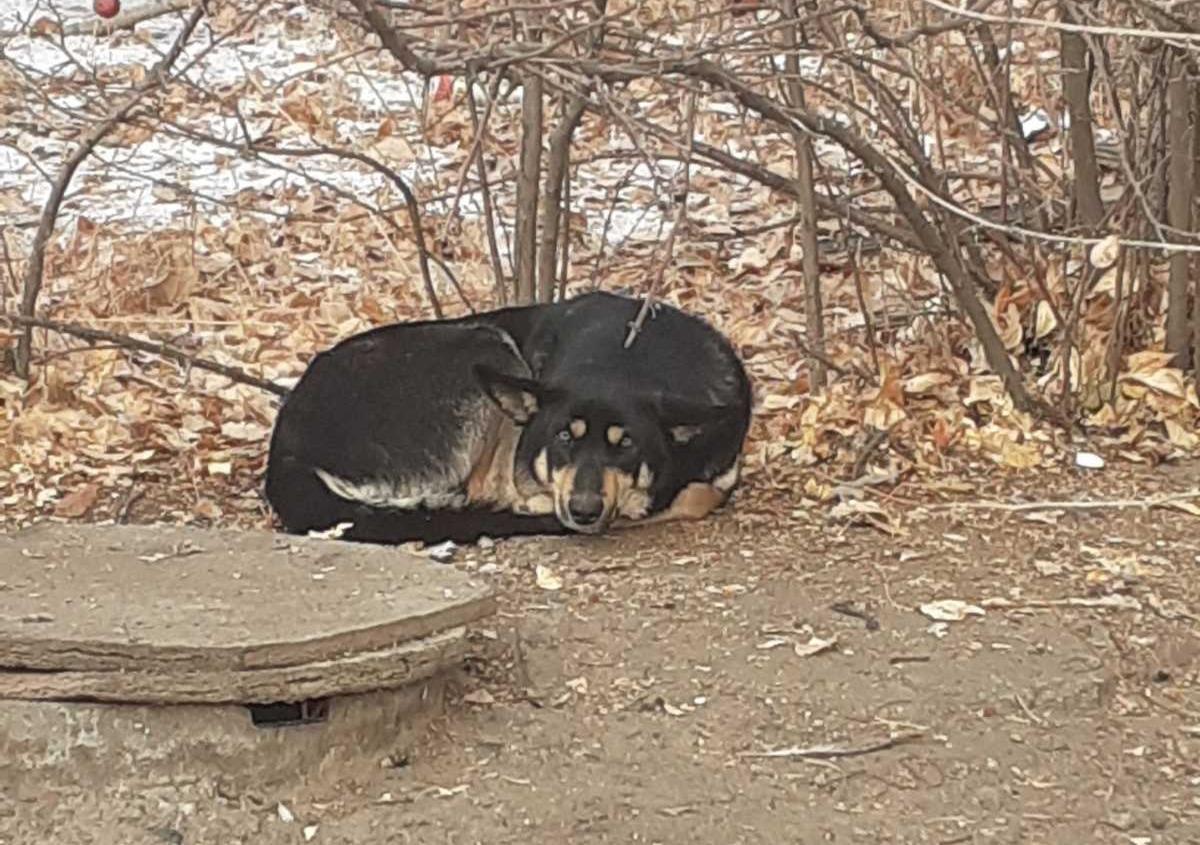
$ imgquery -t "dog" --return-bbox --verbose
[264,291,751,544]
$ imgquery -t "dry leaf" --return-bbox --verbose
[1034,300,1057,339]
[193,499,222,520]
[220,420,270,441]
[54,484,99,518]
[1089,234,1120,269]
[372,135,415,162]
[995,302,1023,352]
[863,399,906,430]
[535,564,563,591]
[997,439,1043,469]
[919,599,985,621]
[1125,368,1187,399]
[1165,499,1200,517]
[761,394,800,411]
[903,372,953,395]
[1164,419,1199,450]
[730,245,769,273]
[793,635,838,657]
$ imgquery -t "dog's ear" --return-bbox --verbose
[474,365,546,424]
[654,394,733,446]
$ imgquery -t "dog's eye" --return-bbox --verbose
[619,435,634,449]
[556,429,572,442]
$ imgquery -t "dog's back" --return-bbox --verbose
[264,304,565,541]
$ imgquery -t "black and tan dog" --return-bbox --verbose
[264,291,751,544]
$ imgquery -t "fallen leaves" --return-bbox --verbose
[53,483,99,518]
[919,599,985,622]
[535,564,563,591]
[0,0,1197,541]
[792,635,838,658]
[1089,234,1121,270]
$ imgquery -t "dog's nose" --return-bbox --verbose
[567,492,605,526]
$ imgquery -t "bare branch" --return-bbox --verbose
[514,68,544,304]
[782,0,827,391]
[13,3,206,379]
[624,92,697,349]
[1166,53,1196,368]
[2,314,287,397]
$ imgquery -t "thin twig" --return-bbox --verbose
[624,91,697,349]
[980,595,1141,611]
[933,490,1200,513]
[13,3,206,379]
[850,428,889,479]
[849,240,882,377]
[1013,694,1046,726]
[789,330,874,381]
[782,0,827,391]
[740,731,925,760]
[0,0,191,38]
[2,314,288,398]
[465,72,509,302]
[920,0,1200,45]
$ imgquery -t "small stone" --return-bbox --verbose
[1075,451,1105,470]
[1106,812,1133,831]
[1033,559,1063,576]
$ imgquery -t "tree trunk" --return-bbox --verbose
[1166,54,1195,369]
[1060,3,1105,228]
[781,0,826,390]
[513,72,543,305]
[1194,83,1200,386]
[537,96,587,303]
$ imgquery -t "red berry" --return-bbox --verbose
[94,0,120,19]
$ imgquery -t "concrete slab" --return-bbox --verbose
[0,678,448,792]
[0,523,494,792]
[0,524,494,703]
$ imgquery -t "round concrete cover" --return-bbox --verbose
[0,524,494,703]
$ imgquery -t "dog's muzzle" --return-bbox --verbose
[556,490,612,534]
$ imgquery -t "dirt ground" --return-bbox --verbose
[5,461,1200,845]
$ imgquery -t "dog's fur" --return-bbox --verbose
[264,291,751,544]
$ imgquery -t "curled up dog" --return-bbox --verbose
[264,292,752,545]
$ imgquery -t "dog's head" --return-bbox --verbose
[475,365,726,534]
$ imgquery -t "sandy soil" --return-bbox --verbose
[4,462,1199,845]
